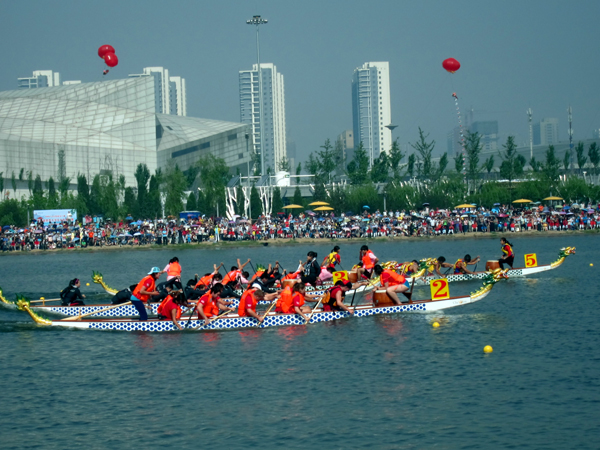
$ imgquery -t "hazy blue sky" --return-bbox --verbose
[1,0,598,162]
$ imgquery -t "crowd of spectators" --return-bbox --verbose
[1,203,598,252]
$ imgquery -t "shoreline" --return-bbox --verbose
[0,229,596,256]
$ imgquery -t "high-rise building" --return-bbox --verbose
[351,62,392,167]
[533,118,559,145]
[129,67,187,116]
[239,63,287,173]
[337,130,355,163]
[18,70,61,89]
[471,121,499,151]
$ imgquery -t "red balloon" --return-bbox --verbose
[442,58,461,73]
[103,52,119,68]
[98,45,116,59]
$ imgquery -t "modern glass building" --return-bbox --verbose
[351,62,392,167]
[129,67,187,116]
[0,76,250,191]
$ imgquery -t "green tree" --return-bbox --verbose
[196,154,230,216]
[27,171,33,194]
[196,189,207,214]
[235,185,246,216]
[296,162,302,176]
[370,152,389,183]
[292,186,303,206]
[499,136,525,194]
[134,163,151,217]
[250,185,261,218]
[410,127,435,179]
[388,140,405,179]
[563,149,571,171]
[123,187,137,218]
[541,145,561,184]
[589,142,600,175]
[0,172,3,197]
[76,174,90,215]
[47,177,58,208]
[333,138,345,172]
[100,174,119,219]
[272,187,283,214]
[453,152,464,173]
[89,175,102,215]
[482,155,495,175]
[464,131,482,185]
[529,157,541,173]
[346,142,370,185]
[406,153,416,178]
[18,168,24,181]
[307,153,320,177]
[11,171,17,195]
[575,141,587,174]
[278,157,291,172]
[435,153,449,180]
[186,191,197,210]
[147,173,162,218]
[163,165,187,216]
[32,175,45,209]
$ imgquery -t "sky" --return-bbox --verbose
[1,0,599,163]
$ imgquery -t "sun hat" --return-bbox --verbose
[148,267,161,275]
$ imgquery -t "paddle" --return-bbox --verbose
[60,301,132,321]
[305,295,324,324]
[184,301,199,329]
[30,298,61,304]
[192,308,232,331]
[351,277,378,308]
[257,297,279,327]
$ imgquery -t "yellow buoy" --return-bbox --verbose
[40,297,45,300]
[484,345,493,353]
[590,264,594,267]
[432,322,440,328]
[86,283,90,286]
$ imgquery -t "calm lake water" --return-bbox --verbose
[0,234,598,449]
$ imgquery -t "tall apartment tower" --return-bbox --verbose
[239,63,287,173]
[129,67,187,116]
[533,118,559,145]
[18,70,61,89]
[351,62,392,167]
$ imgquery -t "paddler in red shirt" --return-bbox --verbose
[374,264,410,304]
[237,288,266,323]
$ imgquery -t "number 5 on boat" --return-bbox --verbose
[430,279,450,300]
[524,253,538,268]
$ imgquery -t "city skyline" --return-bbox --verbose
[0,1,598,165]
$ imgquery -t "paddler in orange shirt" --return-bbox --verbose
[194,283,230,327]
[373,264,410,304]
[222,258,252,287]
[131,267,163,320]
[163,257,182,282]
[158,290,189,330]
[237,288,266,323]
[357,245,378,279]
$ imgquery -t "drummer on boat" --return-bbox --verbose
[499,237,514,269]
[321,246,341,270]
[357,245,378,279]
[163,257,182,282]
[373,265,410,304]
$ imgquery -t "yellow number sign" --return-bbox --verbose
[524,253,538,268]
[430,278,450,300]
[333,271,349,284]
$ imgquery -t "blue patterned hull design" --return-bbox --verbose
[46,289,488,332]
[408,266,553,286]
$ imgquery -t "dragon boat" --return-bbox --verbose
[405,247,575,286]
[1,280,376,318]
[16,269,508,332]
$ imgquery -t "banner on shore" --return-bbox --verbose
[34,209,77,225]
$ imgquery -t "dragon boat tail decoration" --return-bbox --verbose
[469,268,509,301]
[92,271,119,295]
[550,246,576,269]
[0,286,13,306]
[16,296,52,325]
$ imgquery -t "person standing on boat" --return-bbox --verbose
[300,251,321,286]
[321,246,341,270]
[131,267,163,321]
[163,257,182,282]
[322,281,354,315]
[357,245,378,279]
[237,288,266,323]
[373,265,410,304]
[499,237,514,269]
[453,254,481,275]
[60,278,86,306]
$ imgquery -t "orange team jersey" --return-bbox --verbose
[237,289,257,317]
[132,275,155,302]
[167,261,181,277]
[223,270,241,285]
[158,296,181,320]
[195,273,214,289]
[275,286,293,313]
[380,270,406,286]
[249,270,265,283]
[283,271,300,280]
[292,292,305,311]
[198,292,219,317]
[362,251,376,270]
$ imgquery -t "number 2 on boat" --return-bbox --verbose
[524,253,538,268]
[430,279,450,300]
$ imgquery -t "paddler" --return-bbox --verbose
[163,257,182,281]
[195,283,230,327]
[131,267,163,321]
[237,288,266,323]
[157,290,188,330]
[453,254,480,274]
[222,259,251,286]
[398,260,420,276]
[322,280,354,315]
[373,264,410,304]
[429,256,454,277]
[357,245,378,279]
[498,237,514,269]
[275,282,319,319]
[194,263,223,290]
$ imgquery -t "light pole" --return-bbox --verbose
[247,15,268,176]
[245,132,251,218]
